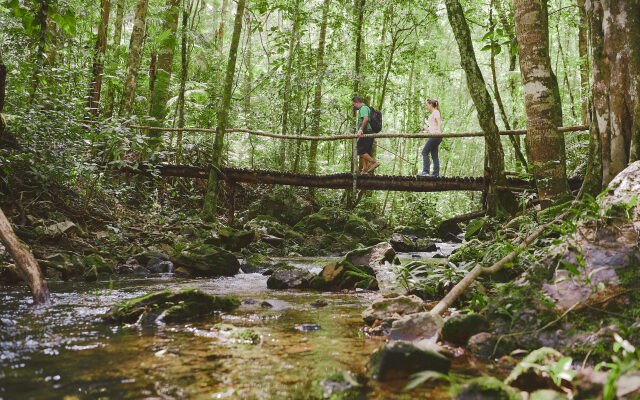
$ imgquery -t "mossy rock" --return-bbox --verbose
[173,244,240,277]
[247,186,313,226]
[310,261,378,291]
[367,341,450,381]
[362,295,425,325]
[442,313,490,345]
[294,208,339,234]
[437,219,463,240]
[217,226,255,252]
[394,225,433,238]
[311,371,368,400]
[84,254,113,275]
[344,243,396,266]
[241,253,272,273]
[104,287,240,325]
[266,266,313,289]
[343,215,377,237]
[454,377,521,400]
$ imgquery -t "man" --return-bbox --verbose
[351,95,380,174]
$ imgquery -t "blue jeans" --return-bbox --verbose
[422,138,442,176]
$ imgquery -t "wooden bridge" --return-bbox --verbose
[122,163,583,193]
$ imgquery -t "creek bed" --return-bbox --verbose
[0,255,496,399]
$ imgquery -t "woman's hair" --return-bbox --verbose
[427,98,441,114]
[352,95,363,103]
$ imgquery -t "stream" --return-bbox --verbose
[0,248,498,399]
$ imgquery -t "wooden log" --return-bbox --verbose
[443,209,487,224]
[75,119,589,141]
[0,207,50,305]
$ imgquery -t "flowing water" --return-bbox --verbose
[0,253,496,399]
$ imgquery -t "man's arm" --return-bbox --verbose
[357,116,369,136]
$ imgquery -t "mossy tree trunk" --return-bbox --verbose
[201,0,247,221]
[103,0,126,118]
[279,0,300,170]
[586,0,640,188]
[346,0,365,208]
[308,0,330,175]
[176,0,193,164]
[120,0,149,116]
[148,0,181,150]
[86,0,110,117]
[444,0,518,216]
[0,54,5,135]
[513,0,570,207]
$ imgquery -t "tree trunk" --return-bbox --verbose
[346,0,365,208]
[0,55,5,135]
[86,0,111,117]
[577,0,590,125]
[280,0,301,170]
[0,207,49,305]
[176,0,192,164]
[586,0,640,187]
[120,0,149,116]
[148,0,181,149]
[378,36,397,111]
[444,0,518,216]
[201,0,247,221]
[556,25,577,119]
[243,1,252,115]
[104,0,126,118]
[28,0,49,103]
[489,0,527,169]
[513,0,570,207]
[308,0,330,175]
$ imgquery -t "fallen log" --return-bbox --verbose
[442,209,487,225]
[0,207,49,305]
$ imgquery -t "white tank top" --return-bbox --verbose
[428,110,441,134]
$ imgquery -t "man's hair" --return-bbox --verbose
[352,95,363,103]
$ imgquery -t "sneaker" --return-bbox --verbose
[430,174,439,178]
[418,171,429,176]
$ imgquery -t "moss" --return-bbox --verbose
[84,253,113,275]
[232,328,260,344]
[312,261,378,291]
[105,287,240,324]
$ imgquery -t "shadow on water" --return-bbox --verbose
[0,256,487,399]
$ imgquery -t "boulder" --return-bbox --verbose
[466,332,512,360]
[104,287,240,325]
[362,295,425,325]
[344,242,396,267]
[83,254,113,275]
[437,220,463,240]
[266,265,313,289]
[314,371,367,400]
[40,220,78,238]
[216,227,255,252]
[540,161,640,311]
[310,261,379,291]
[241,253,272,273]
[173,244,240,277]
[389,233,416,252]
[247,187,313,226]
[389,312,443,341]
[367,341,450,381]
[442,313,490,346]
[454,377,521,400]
[505,347,565,392]
[343,215,378,237]
[415,239,438,252]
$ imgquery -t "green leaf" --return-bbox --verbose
[404,371,448,391]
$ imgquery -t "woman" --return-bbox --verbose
[418,98,442,177]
